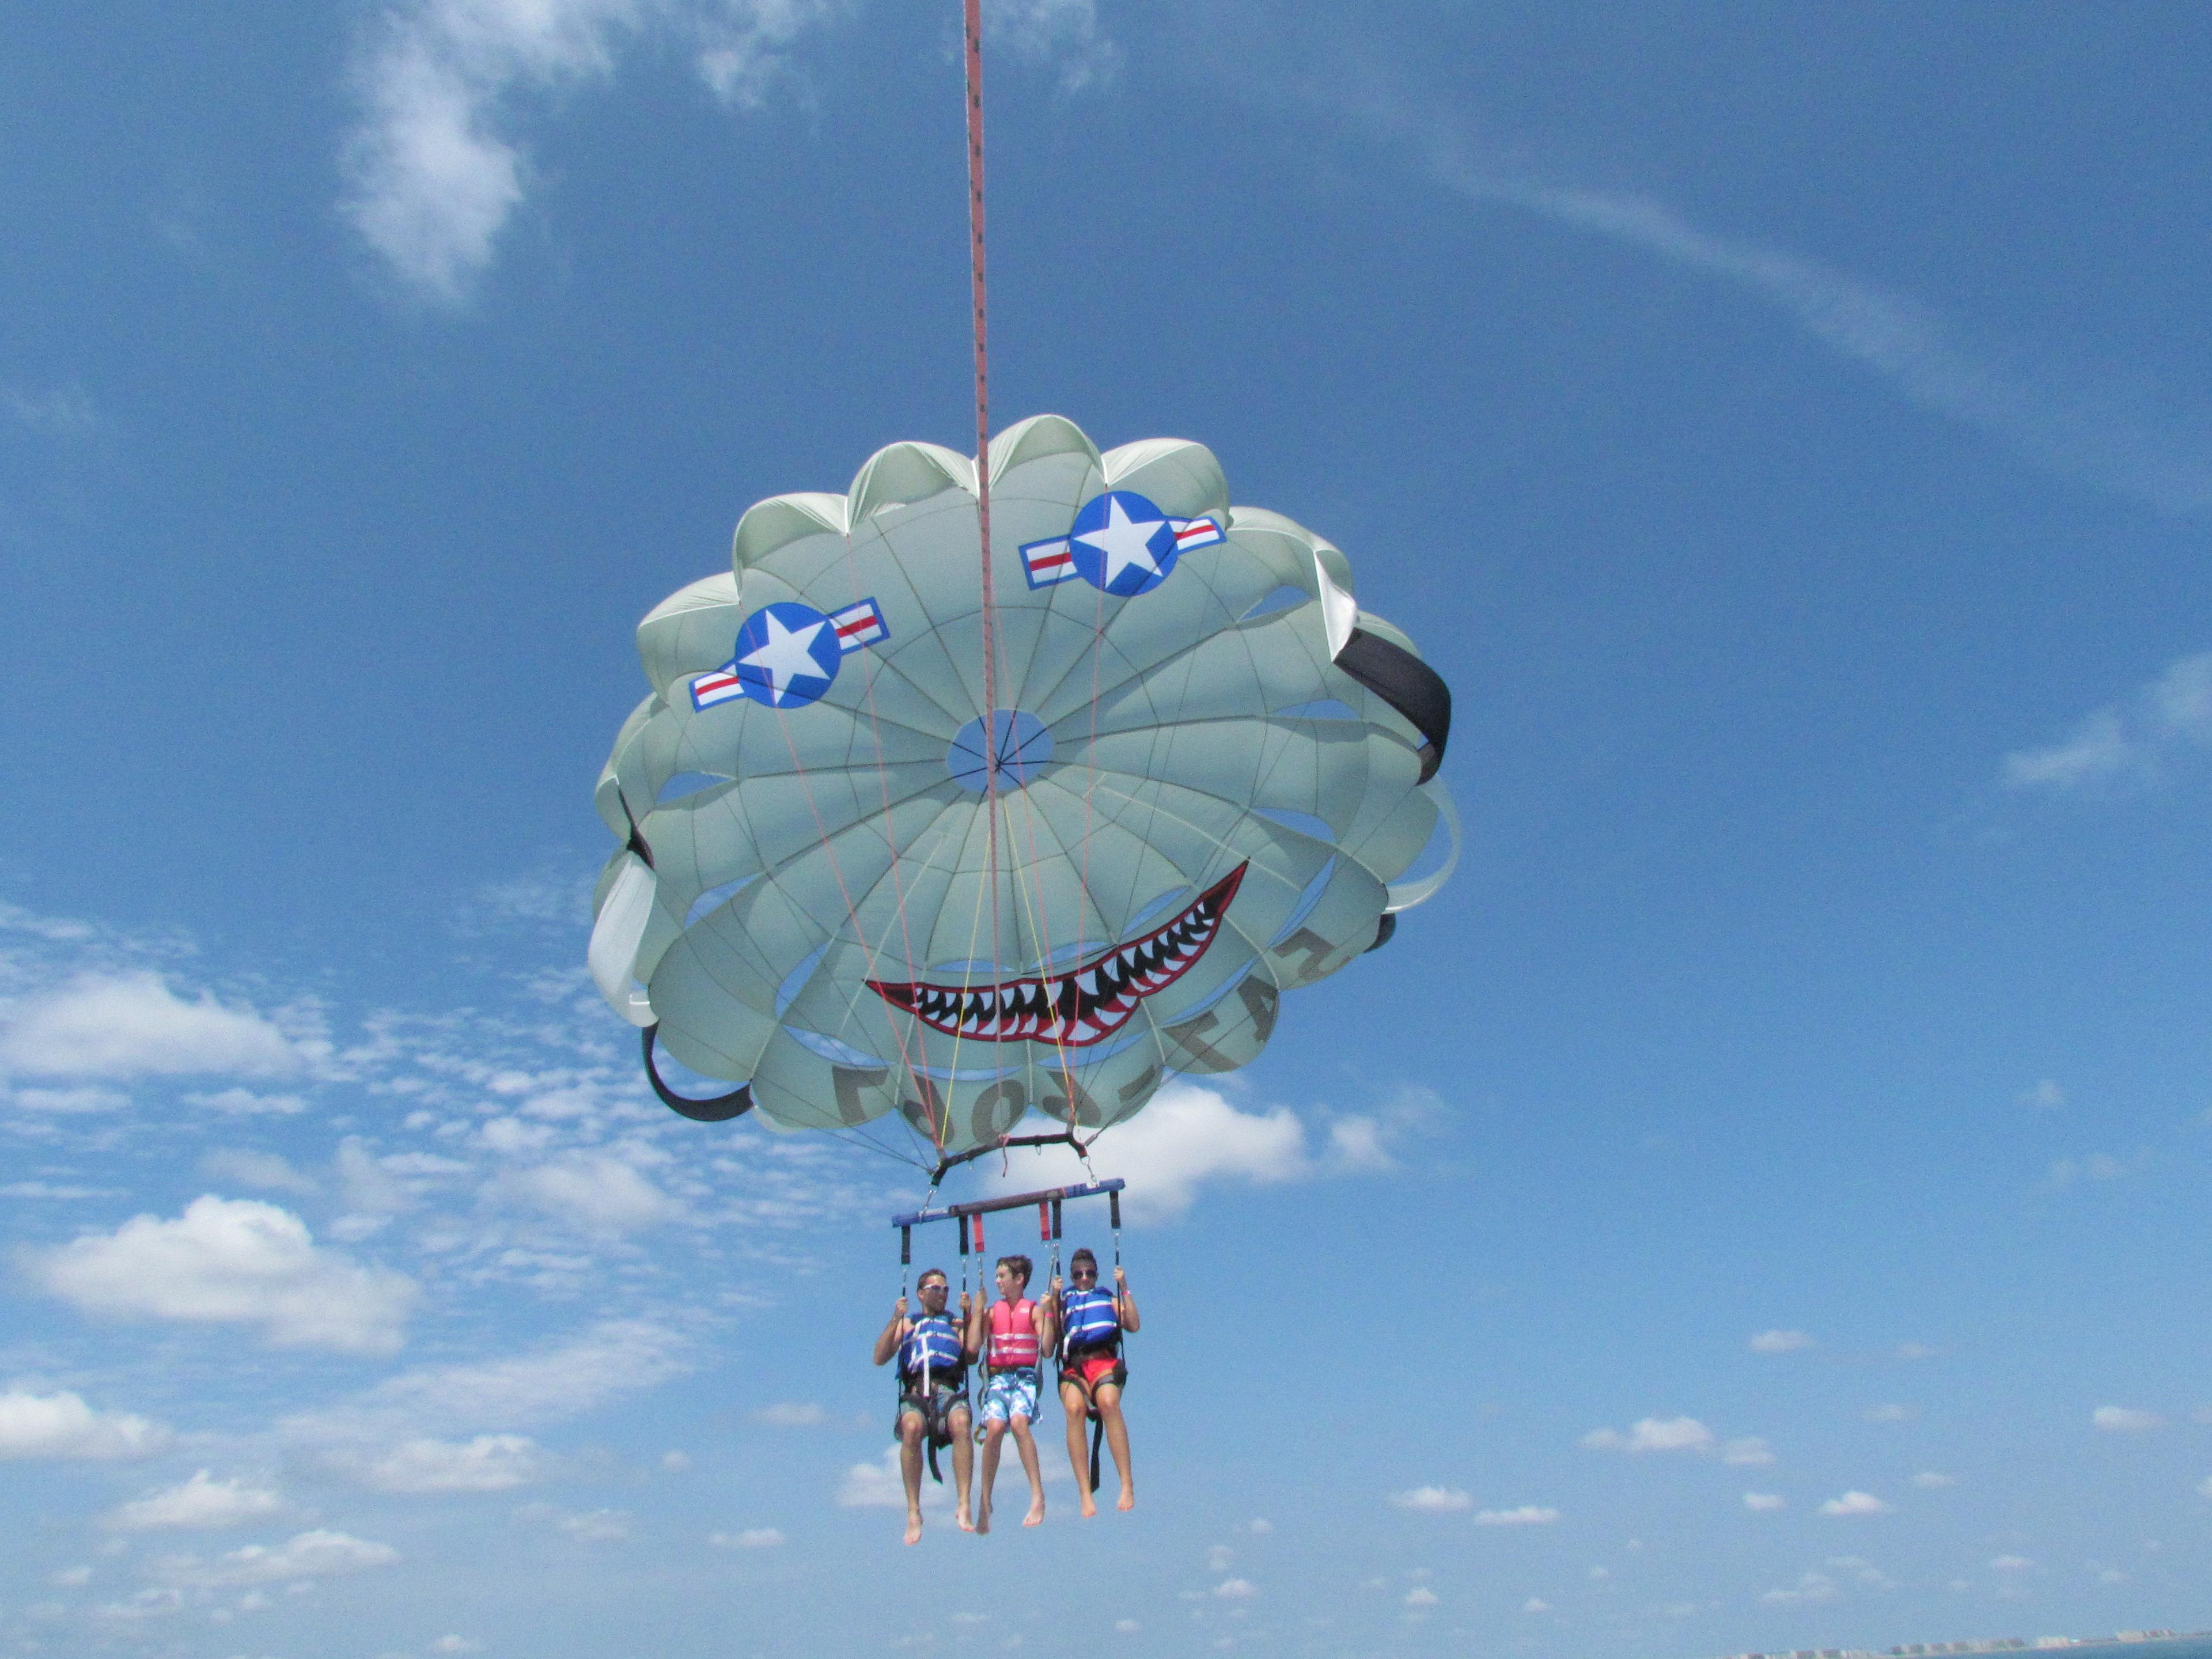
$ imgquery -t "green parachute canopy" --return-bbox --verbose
[590,416,1457,1164]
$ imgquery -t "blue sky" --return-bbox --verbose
[5,2,2212,1654]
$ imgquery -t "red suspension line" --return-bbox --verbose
[963,0,1005,998]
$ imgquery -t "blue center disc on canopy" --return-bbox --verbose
[947,709,1054,793]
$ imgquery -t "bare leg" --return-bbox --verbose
[898,1414,926,1546]
[1093,1384,1134,1511]
[1060,1382,1097,1518]
[950,1406,976,1532]
[976,1418,1006,1534]
[1010,1414,1046,1525]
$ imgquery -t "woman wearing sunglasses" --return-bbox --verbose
[1051,1247,1141,1515]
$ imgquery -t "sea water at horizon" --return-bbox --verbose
[1772,1641,2212,1659]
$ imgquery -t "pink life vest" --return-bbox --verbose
[987,1297,1040,1370]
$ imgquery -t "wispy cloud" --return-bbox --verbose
[1748,1328,1812,1354]
[340,0,1116,301]
[2003,650,2212,793]
[1,383,96,435]
[1309,71,2212,518]
[1388,1486,1469,1513]
[1581,1415,1713,1454]
[1473,1504,1558,1527]
[1819,1490,1891,1516]
[2092,1405,2162,1433]
[106,1471,286,1531]
[0,971,306,1080]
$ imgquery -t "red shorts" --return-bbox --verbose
[1073,1354,1119,1390]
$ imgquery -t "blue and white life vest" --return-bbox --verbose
[899,1312,965,1381]
[1059,1285,1119,1355]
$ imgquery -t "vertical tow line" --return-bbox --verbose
[963,0,1006,1039]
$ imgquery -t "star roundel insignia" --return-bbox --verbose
[1066,490,1181,596]
[730,601,843,708]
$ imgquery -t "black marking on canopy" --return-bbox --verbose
[642,1024,753,1122]
[1334,628,1452,784]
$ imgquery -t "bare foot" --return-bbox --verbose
[975,1502,992,1536]
[1079,1492,1098,1518]
[956,1506,977,1534]
[1116,1487,1135,1512]
[1022,1499,1045,1527]
[903,1512,923,1546]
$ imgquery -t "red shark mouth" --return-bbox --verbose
[867,863,1248,1047]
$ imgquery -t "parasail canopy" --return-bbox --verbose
[589,415,1457,1165]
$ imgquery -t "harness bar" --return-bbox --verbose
[891,1178,1124,1230]
[926,1129,1093,1185]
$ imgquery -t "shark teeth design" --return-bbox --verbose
[866,863,1249,1047]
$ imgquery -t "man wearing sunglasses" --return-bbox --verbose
[872,1267,984,1544]
[1051,1247,1140,1516]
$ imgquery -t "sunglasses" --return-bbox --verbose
[1070,1268,1098,1279]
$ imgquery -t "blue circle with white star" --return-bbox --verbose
[730,601,844,708]
[1066,490,1180,597]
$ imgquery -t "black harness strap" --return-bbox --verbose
[1334,627,1452,784]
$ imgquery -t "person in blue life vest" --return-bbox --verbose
[974,1253,1054,1533]
[872,1267,984,1545]
[1052,1247,1140,1516]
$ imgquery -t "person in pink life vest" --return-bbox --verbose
[872,1267,984,1545]
[974,1253,1054,1532]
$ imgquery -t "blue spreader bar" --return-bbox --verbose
[892,1178,1124,1230]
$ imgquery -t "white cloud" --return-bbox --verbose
[661,1449,691,1471]
[2006,650,2212,793]
[1213,1578,1257,1600]
[199,1148,319,1196]
[2093,1405,2162,1433]
[1820,1491,1891,1516]
[1912,1471,1956,1488]
[1521,1598,1550,1613]
[1748,1329,1812,1353]
[1762,1570,1839,1606]
[1894,1342,1940,1361]
[1113,1618,1139,1632]
[982,1081,1316,1222]
[1,382,97,434]
[433,1641,484,1656]
[107,1471,284,1531]
[0,1389,169,1460]
[1244,1517,1272,1535]
[30,1195,418,1355]
[184,1088,306,1116]
[5,1084,130,1114]
[486,1151,681,1233]
[2048,1152,2132,1188]
[1581,1416,1714,1454]
[151,1529,399,1588]
[1721,1437,1775,1467]
[984,0,1119,92]
[1474,1505,1558,1526]
[753,1401,831,1427]
[1991,1554,2035,1572]
[335,1434,545,1493]
[284,1318,688,1444]
[839,1445,946,1510]
[1205,1544,1234,1572]
[2017,1079,2066,1110]
[1388,1486,1470,1513]
[340,0,834,302]
[1402,1586,1438,1607]
[0,972,300,1079]
[1864,1403,1916,1423]
[710,1527,784,1548]
[1744,1493,1785,1511]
